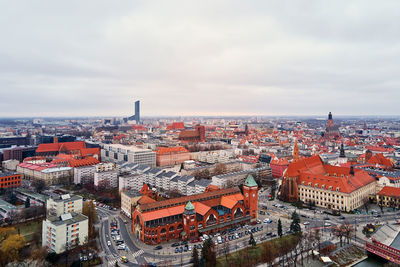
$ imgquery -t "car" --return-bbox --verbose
[107,240,111,246]
[116,241,124,245]
[154,245,162,250]
[121,256,128,263]
[228,236,232,241]
[266,232,272,236]
[376,214,382,217]
[214,240,218,245]
[221,231,227,235]
[339,216,346,220]
[260,236,267,241]
[324,216,330,220]
[303,222,310,225]
[324,222,331,226]
[83,256,87,261]
[172,242,180,247]
[179,247,183,253]
[188,245,192,251]
[184,246,188,252]
[118,244,126,250]
[175,248,179,253]
[181,241,188,245]
[271,233,277,237]
[256,219,262,224]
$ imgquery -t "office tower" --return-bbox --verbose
[134,100,140,124]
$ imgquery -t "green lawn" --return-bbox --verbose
[15,220,42,243]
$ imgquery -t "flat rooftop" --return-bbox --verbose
[105,144,152,152]
[0,172,20,178]
[47,213,88,226]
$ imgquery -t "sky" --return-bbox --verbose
[1,0,400,117]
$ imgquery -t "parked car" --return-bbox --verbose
[181,241,188,246]
[179,247,183,253]
[154,245,162,250]
[184,246,188,252]
[303,222,310,225]
[175,248,179,253]
[172,242,180,247]
[107,240,111,246]
[118,244,126,250]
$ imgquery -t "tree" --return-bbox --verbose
[262,241,276,265]
[25,197,31,208]
[82,200,98,238]
[0,227,15,243]
[362,197,370,214]
[278,219,283,237]
[32,179,46,193]
[201,238,216,267]
[9,193,17,205]
[333,225,345,247]
[249,233,256,247]
[1,234,26,262]
[290,211,301,233]
[191,246,200,267]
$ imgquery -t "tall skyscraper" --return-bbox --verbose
[134,100,140,124]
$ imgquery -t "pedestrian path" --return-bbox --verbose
[106,255,121,266]
[132,249,144,258]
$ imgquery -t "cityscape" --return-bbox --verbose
[1,1,400,267]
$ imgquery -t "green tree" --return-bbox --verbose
[200,238,216,267]
[249,233,256,246]
[191,246,200,267]
[25,197,30,208]
[278,219,283,237]
[290,211,301,233]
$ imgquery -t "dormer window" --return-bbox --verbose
[321,185,325,189]
[301,181,305,185]
[315,183,318,187]
[329,186,333,190]
[336,187,340,192]
[308,182,312,186]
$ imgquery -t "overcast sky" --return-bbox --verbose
[1,1,399,117]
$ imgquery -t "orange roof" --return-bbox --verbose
[220,196,237,209]
[378,186,400,197]
[138,195,156,205]
[193,202,211,215]
[36,141,86,153]
[142,205,185,221]
[285,155,325,177]
[367,153,393,168]
[69,157,100,167]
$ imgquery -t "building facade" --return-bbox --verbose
[0,173,21,189]
[94,163,118,189]
[101,144,156,167]
[156,147,190,167]
[132,175,258,244]
[46,194,83,217]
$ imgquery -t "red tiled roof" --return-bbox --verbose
[378,186,400,197]
[367,153,393,168]
[36,141,85,153]
[193,202,211,215]
[138,195,156,205]
[69,157,100,167]
[142,205,185,221]
[285,155,325,177]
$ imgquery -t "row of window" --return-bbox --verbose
[0,176,20,182]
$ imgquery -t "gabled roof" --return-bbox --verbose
[378,186,400,197]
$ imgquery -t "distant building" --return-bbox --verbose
[128,100,140,124]
[324,112,340,139]
[166,122,185,130]
[101,144,156,167]
[156,146,190,167]
[179,125,206,142]
[121,189,156,218]
[36,140,100,161]
[270,158,289,178]
[73,165,96,185]
[94,163,118,188]
[2,146,37,162]
[2,159,20,172]
[16,162,73,185]
[211,166,270,188]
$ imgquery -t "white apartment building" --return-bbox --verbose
[101,144,156,167]
[177,175,195,195]
[73,166,95,185]
[46,194,83,217]
[42,213,88,253]
[194,179,212,194]
[161,171,179,192]
[94,162,118,188]
[119,174,144,192]
[211,166,271,188]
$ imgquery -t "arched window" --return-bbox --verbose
[206,214,217,225]
[245,211,250,216]
[169,226,175,232]
[161,228,166,234]
[234,208,243,218]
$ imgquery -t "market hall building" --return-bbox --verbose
[132,175,258,244]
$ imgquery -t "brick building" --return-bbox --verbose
[155,147,190,167]
[178,125,205,142]
[132,175,258,244]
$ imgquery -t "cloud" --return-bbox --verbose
[0,0,399,117]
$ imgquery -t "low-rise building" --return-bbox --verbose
[16,162,73,185]
[377,186,400,208]
[0,172,21,189]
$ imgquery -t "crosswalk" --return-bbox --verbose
[132,249,144,258]
[106,255,121,266]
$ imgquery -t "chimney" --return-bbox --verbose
[349,165,355,176]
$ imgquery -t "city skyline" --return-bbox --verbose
[1,1,400,117]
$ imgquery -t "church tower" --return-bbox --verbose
[183,201,196,240]
[293,139,299,161]
[243,175,258,219]
[338,143,347,164]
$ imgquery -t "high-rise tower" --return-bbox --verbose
[134,100,140,124]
